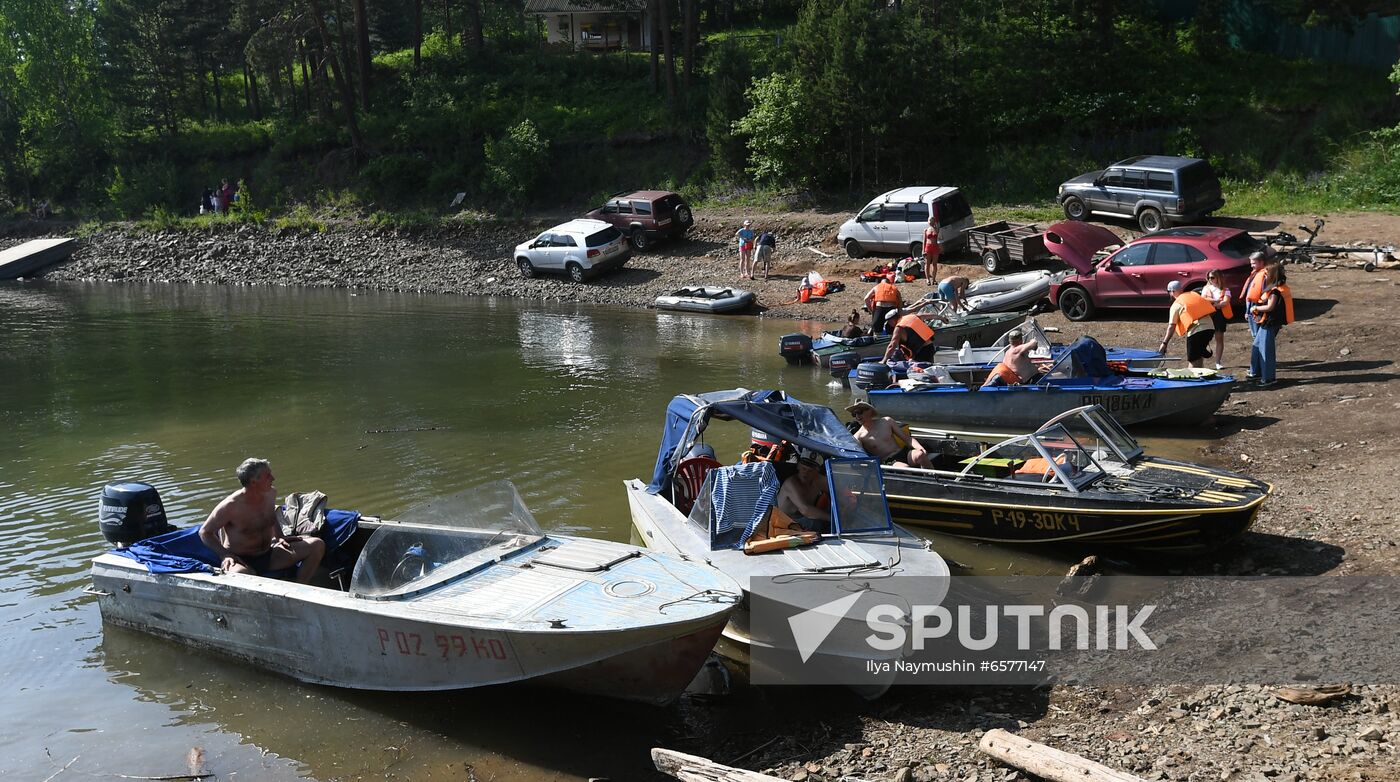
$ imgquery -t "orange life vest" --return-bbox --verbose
[896,314,935,342]
[1207,286,1234,320]
[1244,269,1268,304]
[1172,291,1216,337]
[989,362,1023,385]
[872,281,901,306]
[1257,284,1294,327]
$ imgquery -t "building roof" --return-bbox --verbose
[524,0,645,13]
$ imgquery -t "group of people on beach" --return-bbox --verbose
[1160,250,1292,386]
[201,179,239,215]
[733,219,778,280]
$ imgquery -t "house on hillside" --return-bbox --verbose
[525,0,651,50]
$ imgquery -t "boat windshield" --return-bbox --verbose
[958,425,1104,491]
[1040,405,1142,465]
[349,481,546,600]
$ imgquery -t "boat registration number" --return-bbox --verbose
[377,628,509,660]
[1079,394,1153,412]
[989,508,1082,531]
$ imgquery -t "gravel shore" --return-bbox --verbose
[13,212,1400,782]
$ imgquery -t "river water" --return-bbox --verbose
[0,281,1208,780]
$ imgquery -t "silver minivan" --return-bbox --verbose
[836,186,976,259]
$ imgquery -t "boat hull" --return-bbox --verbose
[883,471,1266,551]
[90,544,733,705]
[862,377,1235,429]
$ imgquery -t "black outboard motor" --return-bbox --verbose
[827,350,861,383]
[99,482,173,547]
[778,333,813,365]
[853,360,893,391]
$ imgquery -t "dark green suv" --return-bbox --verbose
[1057,156,1225,233]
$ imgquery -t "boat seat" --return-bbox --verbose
[672,456,723,515]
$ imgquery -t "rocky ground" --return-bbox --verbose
[9,210,1400,781]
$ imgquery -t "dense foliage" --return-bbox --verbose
[0,0,1397,219]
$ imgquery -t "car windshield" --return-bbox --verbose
[585,226,622,247]
[1218,233,1264,259]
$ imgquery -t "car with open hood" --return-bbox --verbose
[1045,223,1262,321]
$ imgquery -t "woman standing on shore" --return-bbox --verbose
[922,207,941,285]
[735,220,755,279]
[1200,269,1233,371]
[1249,263,1293,388]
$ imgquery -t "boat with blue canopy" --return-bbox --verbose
[624,389,950,697]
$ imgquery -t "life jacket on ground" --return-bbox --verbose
[1244,269,1268,305]
[1256,285,1295,327]
[1172,291,1216,337]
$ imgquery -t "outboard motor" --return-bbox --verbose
[685,442,717,460]
[778,333,813,365]
[853,360,893,391]
[827,350,861,383]
[98,481,173,547]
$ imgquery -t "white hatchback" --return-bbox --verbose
[514,219,631,282]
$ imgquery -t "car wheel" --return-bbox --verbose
[1137,207,1165,233]
[517,257,535,278]
[567,262,586,283]
[982,249,1004,274]
[908,241,923,259]
[844,239,865,258]
[675,205,693,226]
[1063,197,1088,221]
[630,229,650,251]
[1058,286,1096,321]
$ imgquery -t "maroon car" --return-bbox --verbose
[1046,223,1264,321]
[584,190,694,251]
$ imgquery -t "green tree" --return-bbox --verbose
[484,119,549,203]
[734,72,812,185]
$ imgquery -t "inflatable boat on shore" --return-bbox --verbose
[654,286,755,314]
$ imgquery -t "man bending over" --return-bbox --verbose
[199,458,325,584]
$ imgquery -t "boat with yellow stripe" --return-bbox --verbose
[880,405,1270,551]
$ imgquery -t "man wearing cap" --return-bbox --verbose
[777,452,831,533]
[981,329,1039,387]
[1159,280,1217,368]
[847,402,933,468]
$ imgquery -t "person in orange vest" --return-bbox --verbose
[863,278,904,334]
[1242,250,1269,345]
[1249,263,1293,388]
[980,329,1040,387]
[1200,268,1234,371]
[880,308,949,362]
[1158,280,1217,368]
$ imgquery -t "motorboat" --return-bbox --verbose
[89,481,740,705]
[654,286,755,314]
[961,270,1052,314]
[853,337,1235,429]
[624,389,950,697]
[878,405,1271,550]
[793,307,1029,367]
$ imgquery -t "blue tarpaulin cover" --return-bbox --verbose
[113,509,361,574]
[645,390,868,494]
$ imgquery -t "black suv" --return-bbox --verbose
[1057,156,1225,233]
[584,190,695,251]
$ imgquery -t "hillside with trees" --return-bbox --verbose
[1,0,1398,223]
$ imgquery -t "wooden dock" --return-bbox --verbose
[0,238,77,280]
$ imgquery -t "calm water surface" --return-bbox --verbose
[0,280,1210,780]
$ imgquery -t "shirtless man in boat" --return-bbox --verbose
[776,452,832,533]
[981,329,1040,387]
[846,401,933,468]
[198,458,324,584]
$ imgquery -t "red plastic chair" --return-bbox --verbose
[672,456,723,515]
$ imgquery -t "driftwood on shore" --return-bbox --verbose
[978,729,1147,782]
[652,748,878,782]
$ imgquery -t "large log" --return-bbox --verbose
[977,729,1147,782]
[651,748,787,782]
